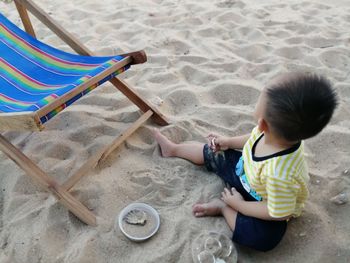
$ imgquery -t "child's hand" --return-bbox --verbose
[221,187,243,209]
[207,133,230,152]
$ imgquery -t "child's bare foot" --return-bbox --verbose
[153,129,176,157]
[192,199,226,217]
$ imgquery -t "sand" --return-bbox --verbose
[0,0,349,262]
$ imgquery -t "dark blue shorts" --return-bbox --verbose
[203,144,287,252]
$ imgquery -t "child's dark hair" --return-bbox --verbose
[265,73,338,141]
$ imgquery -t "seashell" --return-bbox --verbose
[330,193,349,205]
[124,209,148,226]
[299,232,307,237]
[151,96,164,107]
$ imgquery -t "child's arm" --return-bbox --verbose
[235,200,290,221]
[226,134,251,149]
[221,187,290,221]
[208,133,250,151]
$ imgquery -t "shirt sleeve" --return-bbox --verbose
[266,176,299,218]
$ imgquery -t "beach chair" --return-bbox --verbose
[0,0,168,226]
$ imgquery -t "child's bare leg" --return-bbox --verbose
[153,129,205,165]
[192,199,237,230]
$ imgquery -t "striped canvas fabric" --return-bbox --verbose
[242,126,309,218]
[0,13,129,124]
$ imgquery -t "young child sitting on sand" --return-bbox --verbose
[153,72,338,252]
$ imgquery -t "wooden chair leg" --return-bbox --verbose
[0,134,96,226]
[14,1,36,38]
[109,78,169,126]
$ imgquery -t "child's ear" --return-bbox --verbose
[258,118,269,133]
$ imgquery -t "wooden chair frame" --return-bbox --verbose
[0,0,169,226]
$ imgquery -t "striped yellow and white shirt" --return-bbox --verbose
[242,126,309,218]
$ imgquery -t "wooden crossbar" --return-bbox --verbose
[0,112,42,131]
[36,56,132,119]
